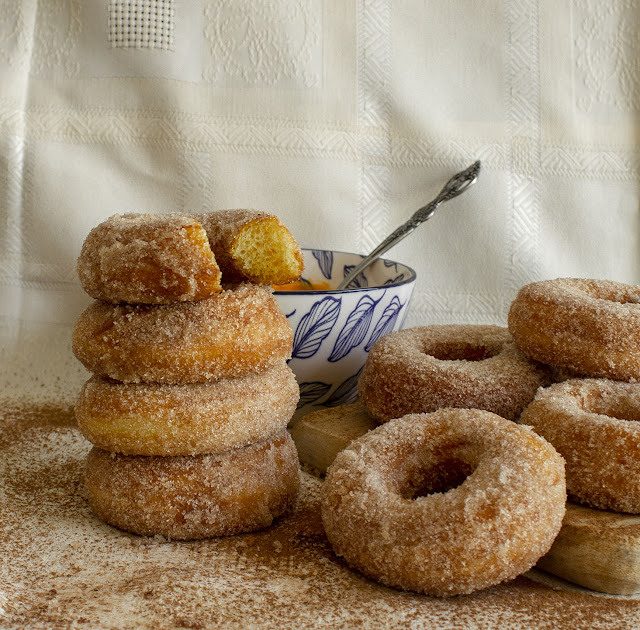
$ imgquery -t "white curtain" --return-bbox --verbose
[1,0,639,399]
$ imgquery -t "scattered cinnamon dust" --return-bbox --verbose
[2,399,640,629]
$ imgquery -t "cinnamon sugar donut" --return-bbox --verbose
[71,284,293,384]
[85,429,300,540]
[77,213,222,304]
[508,278,640,381]
[75,362,299,456]
[520,378,640,513]
[196,210,303,285]
[321,409,566,597]
[358,325,548,423]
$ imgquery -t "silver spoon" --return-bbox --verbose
[337,160,481,290]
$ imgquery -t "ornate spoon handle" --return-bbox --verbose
[337,160,481,290]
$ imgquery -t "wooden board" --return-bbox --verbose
[291,402,640,596]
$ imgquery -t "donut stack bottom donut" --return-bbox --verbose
[74,214,302,540]
[85,430,300,540]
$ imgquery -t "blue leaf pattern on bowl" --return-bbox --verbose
[297,381,332,409]
[383,274,405,286]
[312,250,334,280]
[292,295,341,359]
[328,294,381,362]
[342,265,368,289]
[365,296,405,352]
[323,366,364,407]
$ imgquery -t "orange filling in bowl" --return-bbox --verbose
[273,280,332,292]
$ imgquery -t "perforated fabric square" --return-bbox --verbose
[108,0,174,50]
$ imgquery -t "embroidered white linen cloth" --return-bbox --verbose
[1,0,639,397]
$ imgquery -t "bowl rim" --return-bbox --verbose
[274,247,417,295]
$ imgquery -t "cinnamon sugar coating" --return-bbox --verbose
[71,284,293,384]
[520,378,640,513]
[85,429,300,540]
[196,209,303,285]
[321,409,566,597]
[76,361,299,456]
[508,278,640,381]
[77,213,222,304]
[358,325,548,423]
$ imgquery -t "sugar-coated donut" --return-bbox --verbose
[358,325,548,423]
[520,378,640,513]
[75,361,299,456]
[77,213,222,304]
[508,278,640,381]
[85,429,300,540]
[196,209,303,285]
[72,284,293,384]
[320,409,566,597]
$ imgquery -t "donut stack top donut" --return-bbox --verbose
[78,213,222,304]
[77,210,303,303]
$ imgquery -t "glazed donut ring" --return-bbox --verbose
[320,409,566,597]
[75,361,299,456]
[508,278,640,381]
[520,378,640,513]
[85,429,300,540]
[77,213,222,304]
[358,325,548,423]
[72,284,293,384]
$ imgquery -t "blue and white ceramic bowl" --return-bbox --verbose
[274,248,416,424]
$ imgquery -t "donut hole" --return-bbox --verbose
[426,342,499,363]
[398,457,476,500]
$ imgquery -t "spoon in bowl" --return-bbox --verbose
[337,160,481,290]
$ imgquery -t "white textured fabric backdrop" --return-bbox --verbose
[1,0,639,397]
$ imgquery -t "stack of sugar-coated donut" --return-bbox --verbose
[327,320,566,597]
[323,276,640,597]
[358,279,640,516]
[72,210,304,540]
[508,278,640,515]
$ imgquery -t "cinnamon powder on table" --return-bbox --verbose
[1,399,640,630]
